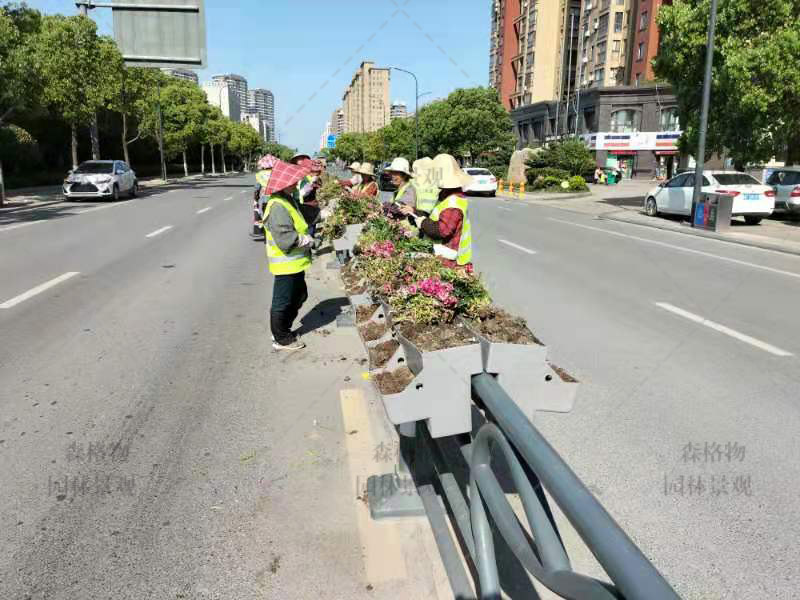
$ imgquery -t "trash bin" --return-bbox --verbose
[692,192,734,233]
[606,172,617,185]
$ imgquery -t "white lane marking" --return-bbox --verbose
[196,207,212,214]
[240,190,248,194]
[0,220,45,233]
[145,225,173,238]
[223,196,234,202]
[655,302,793,357]
[498,238,537,255]
[0,272,80,309]
[496,206,513,212]
[549,218,800,280]
[77,202,127,214]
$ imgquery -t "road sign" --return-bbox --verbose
[327,134,337,149]
[110,0,207,69]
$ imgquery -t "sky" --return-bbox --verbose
[24,0,492,154]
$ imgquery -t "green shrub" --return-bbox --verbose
[525,138,595,176]
[526,167,570,185]
[568,175,589,191]
[532,175,563,190]
[483,165,507,180]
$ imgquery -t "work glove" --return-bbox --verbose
[297,234,314,248]
[319,208,333,220]
[413,215,425,228]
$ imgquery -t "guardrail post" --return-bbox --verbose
[366,422,426,519]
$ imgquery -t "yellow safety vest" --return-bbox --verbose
[263,195,312,275]
[255,169,272,190]
[393,182,411,205]
[429,194,473,265]
[413,180,439,213]
[295,175,313,205]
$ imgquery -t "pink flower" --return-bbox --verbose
[465,264,474,275]
[408,284,418,295]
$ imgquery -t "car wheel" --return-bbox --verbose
[130,181,138,198]
[111,184,119,202]
[488,191,496,197]
[744,216,762,225]
[644,196,659,217]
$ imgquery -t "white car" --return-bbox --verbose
[644,170,775,225]
[463,168,498,196]
[63,160,138,201]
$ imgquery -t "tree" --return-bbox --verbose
[208,115,232,174]
[261,141,295,161]
[331,132,368,163]
[527,138,595,176]
[161,80,209,177]
[0,3,43,205]
[655,0,800,166]
[229,122,262,171]
[33,15,112,168]
[107,65,159,167]
[381,117,415,160]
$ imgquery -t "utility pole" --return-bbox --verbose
[692,0,719,207]
[391,67,419,160]
[156,77,168,181]
[564,10,576,136]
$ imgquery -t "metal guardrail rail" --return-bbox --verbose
[397,374,681,600]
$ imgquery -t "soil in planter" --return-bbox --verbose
[356,304,379,323]
[470,308,543,345]
[360,321,388,342]
[396,321,477,353]
[551,364,578,383]
[341,265,367,295]
[369,339,400,369]
[375,366,415,395]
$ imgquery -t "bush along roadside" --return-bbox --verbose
[331,207,580,438]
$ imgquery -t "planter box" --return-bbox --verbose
[462,319,579,417]
[332,223,364,254]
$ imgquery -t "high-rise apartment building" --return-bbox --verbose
[629,0,672,86]
[390,101,408,120]
[202,81,241,122]
[576,0,634,88]
[242,111,270,142]
[489,0,581,110]
[330,108,345,136]
[161,68,199,84]
[341,61,391,134]
[212,74,248,113]
[248,89,275,142]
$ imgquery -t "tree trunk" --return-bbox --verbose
[182,150,189,178]
[71,123,79,170]
[0,159,5,208]
[121,113,131,165]
[90,113,100,159]
[210,143,216,175]
[221,146,227,174]
[200,144,205,174]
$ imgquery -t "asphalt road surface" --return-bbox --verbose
[1,181,798,599]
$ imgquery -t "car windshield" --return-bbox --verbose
[713,173,759,185]
[74,162,113,174]
[467,169,491,176]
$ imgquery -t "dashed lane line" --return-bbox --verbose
[0,272,81,309]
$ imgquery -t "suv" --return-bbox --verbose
[63,160,138,201]
[766,167,800,215]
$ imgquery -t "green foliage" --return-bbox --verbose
[316,177,345,208]
[526,139,594,176]
[526,167,571,185]
[568,175,588,191]
[0,124,40,166]
[481,165,507,180]
[261,142,294,161]
[655,0,800,165]
[228,121,263,165]
[0,3,42,125]
[439,268,491,317]
[331,132,369,163]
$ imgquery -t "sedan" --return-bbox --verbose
[765,167,800,216]
[463,168,497,196]
[644,171,775,225]
[63,160,138,201]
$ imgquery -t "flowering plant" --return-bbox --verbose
[362,241,396,258]
[389,277,460,324]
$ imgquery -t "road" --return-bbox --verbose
[0,177,446,600]
[1,179,798,599]
[463,191,800,599]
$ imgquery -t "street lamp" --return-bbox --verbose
[389,67,419,160]
[692,0,720,207]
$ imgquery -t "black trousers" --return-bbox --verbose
[270,271,308,344]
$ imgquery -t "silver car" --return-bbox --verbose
[765,166,800,215]
[63,160,138,201]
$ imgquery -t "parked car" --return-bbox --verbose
[63,160,137,201]
[644,171,775,225]
[463,168,497,196]
[765,166,800,216]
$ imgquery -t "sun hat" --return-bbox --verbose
[265,160,311,195]
[412,157,433,177]
[257,154,279,170]
[431,154,473,189]
[357,162,375,177]
[349,161,361,171]
[385,157,413,177]
[290,152,311,164]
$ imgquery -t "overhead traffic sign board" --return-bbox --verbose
[110,0,207,69]
[327,134,337,149]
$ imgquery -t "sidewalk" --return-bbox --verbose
[1,172,238,212]
[502,180,800,257]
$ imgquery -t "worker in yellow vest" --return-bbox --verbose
[385,157,416,205]
[400,154,473,267]
[412,157,439,215]
[262,160,315,351]
[252,154,278,236]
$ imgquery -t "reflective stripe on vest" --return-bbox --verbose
[263,195,312,275]
[413,180,439,213]
[429,195,473,265]
[255,169,272,189]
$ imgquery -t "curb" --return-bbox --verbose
[497,192,594,202]
[600,211,800,258]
